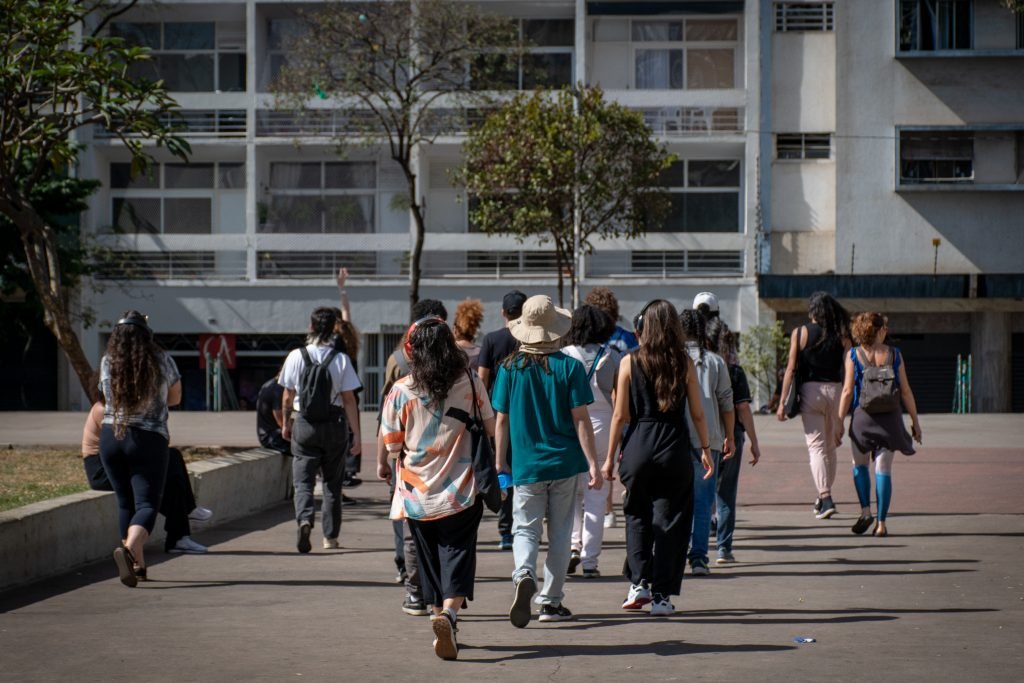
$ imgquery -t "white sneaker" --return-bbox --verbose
[323,537,340,549]
[188,506,213,522]
[170,536,208,554]
[649,597,675,616]
[604,512,617,529]
[622,582,652,610]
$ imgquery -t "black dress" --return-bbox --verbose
[617,356,693,597]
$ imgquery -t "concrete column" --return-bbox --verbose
[970,311,1012,413]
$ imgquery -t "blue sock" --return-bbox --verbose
[852,465,871,509]
[876,474,892,521]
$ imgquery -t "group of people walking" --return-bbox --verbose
[92,282,923,664]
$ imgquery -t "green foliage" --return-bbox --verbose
[738,321,789,404]
[456,87,674,304]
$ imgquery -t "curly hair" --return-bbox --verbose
[105,310,163,439]
[407,319,467,406]
[565,305,614,347]
[705,316,735,358]
[635,300,689,413]
[411,298,448,323]
[679,308,708,360]
[807,291,850,349]
[851,312,887,346]
[584,287,620,323]
[453,299,484,342]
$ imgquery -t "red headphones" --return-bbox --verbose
[403,316,447,359]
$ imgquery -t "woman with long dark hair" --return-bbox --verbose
[603,300,713,616]
[378,316,495,661]
[777,291,851,520]
[99,310,182,587]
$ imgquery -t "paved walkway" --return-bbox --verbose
[1,414,1022,681]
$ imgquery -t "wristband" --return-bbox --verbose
[701,444,710,450]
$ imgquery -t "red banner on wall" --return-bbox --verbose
[199,334,236,369]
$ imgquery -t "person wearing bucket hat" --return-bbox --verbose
[491,295,601,627]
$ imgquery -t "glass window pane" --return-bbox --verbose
[218,53,246,92]
[324,196,374,233]
[685,20,738,42]
[658,161,685,187]
[265,196,321,232]
[472,53,518,90]
[635,49,682,89]
[522,53,572,88]
[270,163,321,189]
[325,162,376,189]
[649,194,686,232]
[111,23,161,49]
[126,58,160,83]
[687,49,734,89]
[164,198,212,234]
[158,54,215,91]
[689,160,740,187]
[631,21,682,42]
[268,19,303,51]
[112,198,160,233]
[524,19,574,47]
[163,22,215,50]
[110,163,158,189]
[683,193,739,232]
[165,163,214,189]
[219,163,246,189]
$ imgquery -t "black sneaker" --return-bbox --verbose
[815,497,837,519]
[538,603,573,622]
[297,522,312,553]
[581,567,601,579]
[509,575,536,628]
[341,494,357,506]
[813,497,823,513]
[342,475,363,488]
[567,549,581,574]
[402,595,429,616]
[851,514,874,535]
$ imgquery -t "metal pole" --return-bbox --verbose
[205,352,211,411]
[967,353,972,414]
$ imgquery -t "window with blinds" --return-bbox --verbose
[775,3,835,32]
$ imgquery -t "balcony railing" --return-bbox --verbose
[95,251,248,280]
[94,110,246,139]
[637,107,744,136]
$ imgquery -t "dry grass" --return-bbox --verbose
[0,446,240,513]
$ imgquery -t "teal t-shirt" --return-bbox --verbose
[490,351,594,485]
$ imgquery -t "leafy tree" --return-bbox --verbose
[738,321,789,407]
[457,87,674,306]
[0,0,188,397]
[273,0,521,316]
[1003,1,1024,11]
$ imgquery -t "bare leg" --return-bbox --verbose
[126,524,149,568]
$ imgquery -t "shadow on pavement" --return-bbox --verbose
[459,639,797,662]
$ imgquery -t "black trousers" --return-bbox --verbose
[408,499,484,608]
[99,426,170,538]
[618,439,694,598]
[84,447,195,548]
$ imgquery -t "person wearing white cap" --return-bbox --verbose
[693,291,720,319]
[492,295,601,627]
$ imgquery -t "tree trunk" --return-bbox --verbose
[402,166,424,318]
[554,245,565,307]
[12,205,95,399]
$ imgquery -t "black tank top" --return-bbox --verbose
[629,355,688,424]
[799,323,844,383]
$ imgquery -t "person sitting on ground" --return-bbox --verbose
[379,315,495,661]
[838,312,923,537]
[493,295,601,627]
[98,310,182,587]
[453,298,485,371]
[84,384,211,555]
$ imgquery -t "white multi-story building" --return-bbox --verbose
[66,0,763,411]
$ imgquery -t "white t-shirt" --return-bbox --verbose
[278,344,362,412]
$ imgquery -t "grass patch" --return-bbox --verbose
[0,446,240,513]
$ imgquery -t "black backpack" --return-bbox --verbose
[298,346,339,422]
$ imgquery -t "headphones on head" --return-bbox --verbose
[403,316,447,358]
[115,314,153,340]
[633,300,659,338]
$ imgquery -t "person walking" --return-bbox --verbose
[453,298,485,371]
[777,292,851,520]
[279,307,362,552]
[679,309,734,577]
[378,316,494,660]
[838,312,923,537]
[492,295,601,627]
[603,300,713,616]
[98,311,182,587]
[562,305,621,579]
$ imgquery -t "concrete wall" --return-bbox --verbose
[0,449,291,591]
[771,32,835,132]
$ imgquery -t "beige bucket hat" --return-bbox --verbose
[508,294,572,344]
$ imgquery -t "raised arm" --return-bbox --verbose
[336,267,351,322]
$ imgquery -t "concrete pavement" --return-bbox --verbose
[1,413,1022,681]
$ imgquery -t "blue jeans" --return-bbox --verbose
[511,475,578,606]
[716,429,744,556]
[688,448,722,564]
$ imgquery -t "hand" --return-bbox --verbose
[722,437,734,460]
[349,440,362,457]
[336,266,349,288]
[282,422,292,441]
[749,441,761,466]
[776,405,787,422]
[912,422,923,444]
[700,449,714,480]
[376,461,392,482]
[601,459,616,482]
[587,463,601,489]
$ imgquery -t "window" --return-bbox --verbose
[649,160,741,233]
[471,18,573,90]
[265,18,303,90]
[899,131,974,183]
[776,133,832,159]
[899,0,972,52]
[262,162,376,233]
[632,18,738,90]
[109,162,243,234]
[775,3,835,32]
[1018,11,1024,50]
[111,21,246,92]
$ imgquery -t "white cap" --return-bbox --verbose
[693,291,719,313]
